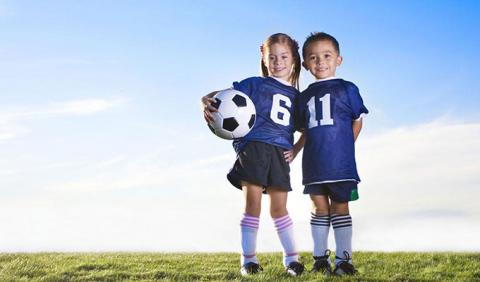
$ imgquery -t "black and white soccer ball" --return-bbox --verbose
[208,89,256,140]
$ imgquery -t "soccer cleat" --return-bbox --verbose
[312,249,332,275]
[333,251,357,276]
[285,261,305,276]
[240,262,263,276]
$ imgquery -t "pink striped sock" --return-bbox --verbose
[274,214,298,266]
[240,213,259,265]
[240,213,260,229]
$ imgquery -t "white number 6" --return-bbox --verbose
[270,94,291,126]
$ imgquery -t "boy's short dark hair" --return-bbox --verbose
[302,32,340,58]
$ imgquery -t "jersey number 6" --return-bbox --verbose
[270,94,291,126]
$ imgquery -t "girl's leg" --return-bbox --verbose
[268,188,299,267]
[240,182,263,266]
[330,201,353,264]
[310,195,331,258]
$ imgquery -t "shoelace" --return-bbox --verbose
[314,249,331,261]
[335,250,352,262]
[335,251,356,274]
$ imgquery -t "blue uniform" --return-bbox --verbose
[296,78,368,185]
[232,77,299,153]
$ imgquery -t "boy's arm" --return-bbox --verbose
[352,118,363,142]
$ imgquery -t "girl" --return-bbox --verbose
[202,33,305,276]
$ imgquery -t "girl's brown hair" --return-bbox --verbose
[260,33,301,89]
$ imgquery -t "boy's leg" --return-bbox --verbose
[328,181,358,275]
[330,201,353,264]
[268,188,298,266]
[240,182,263,267]
[310,195,331,258]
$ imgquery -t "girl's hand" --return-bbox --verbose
[201,92,219,123]
[284,149,297,163]
[284,132,305,163]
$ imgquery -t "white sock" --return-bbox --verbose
[240,213,259,265]
[331,214,353,264]
[274,214,299,267]
[310,213,330,258]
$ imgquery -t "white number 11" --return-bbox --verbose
[307,94,334,128]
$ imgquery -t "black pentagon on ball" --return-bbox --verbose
[248,114,255,128]
[223,117,239,131]
[232,94,247,107]
[211,98,221,109]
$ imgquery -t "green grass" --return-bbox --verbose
[0,252,479,281]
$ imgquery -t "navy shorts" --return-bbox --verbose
[303,181,359,202]
[227,141,291,193]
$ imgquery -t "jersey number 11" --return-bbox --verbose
[307,94,334,128]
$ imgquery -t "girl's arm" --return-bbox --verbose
[352,118,363,142]
[201,91,219,123]
[284,131,306,163]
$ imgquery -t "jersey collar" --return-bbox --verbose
[315,76,339,82]
[269,76,292,86]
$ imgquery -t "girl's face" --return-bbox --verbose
[263,43,294,82]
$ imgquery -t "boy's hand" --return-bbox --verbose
[201,93,218,123]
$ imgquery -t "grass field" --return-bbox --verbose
[0,252,479,281]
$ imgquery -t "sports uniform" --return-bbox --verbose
[227,76,299,192]
[296,78,368,202]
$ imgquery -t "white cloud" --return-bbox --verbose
[2,98,126,120]
[50,98,125,115]
[355,120,480,214]
[0,121,30,140]
[45,153,232,193]
[0,119,479,252]
[0,98,126,140]
[94,156,128,169]
[343,120,480,251]
[0,169,15,176]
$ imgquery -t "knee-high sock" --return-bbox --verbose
[240,213,259,265]
[310,213,330,257]
[331,214,353,264]
[273,214,298,267]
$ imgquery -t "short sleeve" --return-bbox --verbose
[232,77,261,98]
[346,82,369,120]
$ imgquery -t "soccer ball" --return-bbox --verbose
[207,89,256,140]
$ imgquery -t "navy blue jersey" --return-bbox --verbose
[232,77,299,153]
[295,78,368,185]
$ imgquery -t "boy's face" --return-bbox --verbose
[302,40,342,80]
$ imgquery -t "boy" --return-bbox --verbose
[293,32,368,275]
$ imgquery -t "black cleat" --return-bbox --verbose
[285,261,305,276]
[240,262,263,276]
[312,250,332,275]
[333,251,357,276]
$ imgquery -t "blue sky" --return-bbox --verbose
[1,0,479,252]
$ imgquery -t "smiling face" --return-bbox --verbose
[263,42,295,82]
[302,39,342,80]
